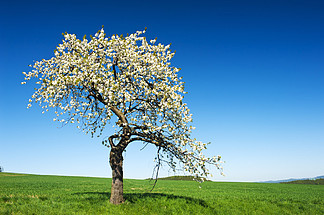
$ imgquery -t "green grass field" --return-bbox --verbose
[1,172,323,214]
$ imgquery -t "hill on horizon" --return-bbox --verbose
[281,178,324,185]
[148,175,210,181]
[260,175,324,183]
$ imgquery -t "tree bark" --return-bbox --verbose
[109,146,124,204]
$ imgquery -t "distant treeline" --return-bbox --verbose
[148,176,210,181]
[281,178,324,185]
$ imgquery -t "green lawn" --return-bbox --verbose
[0,172,323,214]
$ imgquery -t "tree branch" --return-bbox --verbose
[112,56,118,80]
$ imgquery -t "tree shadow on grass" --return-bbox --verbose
[73,192,209,208]
[125,192,210,208]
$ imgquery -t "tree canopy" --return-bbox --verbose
[22,28,223,203]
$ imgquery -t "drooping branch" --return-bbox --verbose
[151,146,161,191]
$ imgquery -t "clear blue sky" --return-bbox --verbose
[0,0,323,182]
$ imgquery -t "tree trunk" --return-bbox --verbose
[109,147,124,204]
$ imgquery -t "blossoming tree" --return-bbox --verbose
[22,28,222,204]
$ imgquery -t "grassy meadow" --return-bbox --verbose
[0,172,323,214]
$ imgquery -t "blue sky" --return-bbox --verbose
[0,0,323,182]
